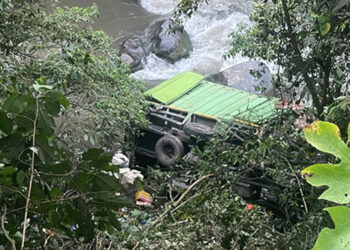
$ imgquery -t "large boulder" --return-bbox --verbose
[205,61,273,95]
[118,36,146,72]
[148,18,193,63]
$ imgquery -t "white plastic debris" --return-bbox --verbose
[111,151,129,167]
[119,168,143,185]
[102,151,143,185]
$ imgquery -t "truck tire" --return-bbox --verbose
[184,122,214,138]
[155,135,185,167]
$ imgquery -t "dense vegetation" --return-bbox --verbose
[0,0,147,248]
[0,0,349,249]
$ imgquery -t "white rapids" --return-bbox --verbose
[133,0,252,81]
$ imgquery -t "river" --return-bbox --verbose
[59,0,252,83]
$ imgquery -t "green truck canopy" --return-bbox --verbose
[145,71,278,125]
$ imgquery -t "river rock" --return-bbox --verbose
[205,61,273,95]
[118,37,146,72]
[148,18,193,63]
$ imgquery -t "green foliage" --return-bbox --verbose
[228,0,350,116]
[313,206,350,250]
[302,122,350,204]
[326,97,350,137]
[302,121,350,249]
[0,89,130,248]
[0,0,148,151]
[112,113,330,249]
[0,0,147,248]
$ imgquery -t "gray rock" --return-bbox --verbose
[205,61,273,95]
[118,36,146,72]
[148,18,193,63]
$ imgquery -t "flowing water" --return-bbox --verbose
[135,0,252,81]
[59,0,252,82]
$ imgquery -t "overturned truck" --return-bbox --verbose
[136,71,277,166]
[136,72,302,221]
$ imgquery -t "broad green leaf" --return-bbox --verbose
[302,122,350,203]
[303,122,350,163]
[82,148,104,161]
[0,133,26,161]
[302,163,350,203]
[35,135,56,163]
[3,94,25,113]
[33,84,53,92]
[91,152,113,169]
[38,109,55,136]
[50,188,63,198]
[336,67,343,79]
[16,170,25,186]
[318,15,328,24]
[73,173,93,192]
[43,99,60,117]
[38,162,72,175]
[75,198,95,242]
[89,135,95,145]
[320,23,331,35]
[106,210,121,230]
[91,191,130,208]
[348,124,350,143]
[0,111,13,134]
[92,173,121,192]
[42,92,70,115]
[56,93,70,108]
[312,206,350,250]
[0,166,15,175]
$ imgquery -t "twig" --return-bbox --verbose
[151,174,213,227]
[96,232,100,250]
[7,193,91,215]
[21,96,39,250]
[282,156,309,213]
[168,219,189,227]
[107,241,112,250]
[170,192,200,214]
[43,234,54,248]
[1,204,16,250]
[36,165,77,177]
[1,186,26,199]
[132,241,139,250]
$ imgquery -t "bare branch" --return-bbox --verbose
[1,204,17,250]
[36,165,77,177]
[282,156,309,213]
[151,174,213,227]
[21,96,39,250]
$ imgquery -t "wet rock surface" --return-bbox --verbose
[118,36,146,72]
[118,18,193,71]
[205,61,273,95]
[148,18,193,63]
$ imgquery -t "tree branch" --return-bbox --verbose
[151,174,213,227]
[21,96,39,250]
[1,204,16,250]
[281,0,322,116]
[281,156,308,213]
